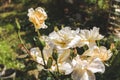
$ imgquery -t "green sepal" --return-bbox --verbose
[33,37,46,51]
[39,37,46,48]
[15,18,21,30]
[52,49,58,61]
[47,57,53,69]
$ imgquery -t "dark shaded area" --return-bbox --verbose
[0,0,111,37]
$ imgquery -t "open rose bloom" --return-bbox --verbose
[77,27,104,48]
[49,27,80,49]
[27,7,113,80]
[71,55,105,80]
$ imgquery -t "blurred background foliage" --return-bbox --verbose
[0,0,120,80]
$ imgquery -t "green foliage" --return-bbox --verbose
[85,0,96,3]
[0,23,24,69]
[0,41,23,69]
[85,0,109,10]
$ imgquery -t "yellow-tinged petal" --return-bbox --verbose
[49,27,79,49]
[58,49,71,63]
[77,27,104,48]
[83,46,113,61]
[28,7,47,29]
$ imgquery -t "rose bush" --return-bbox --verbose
[17,7,113,80]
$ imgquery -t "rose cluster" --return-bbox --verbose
[27,7,112,80]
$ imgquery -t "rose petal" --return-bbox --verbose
[88,58,105,73]
[72,67,96,80]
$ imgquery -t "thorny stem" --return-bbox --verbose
[16,18,31,56]
[18,30,45,66]
[17,30,31,56]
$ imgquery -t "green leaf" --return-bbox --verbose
[98,0,104,8]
